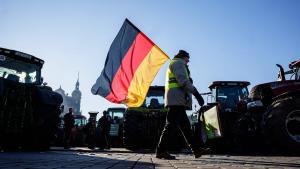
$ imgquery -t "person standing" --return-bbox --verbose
[97,110,112,149]
[156,50,205,159]
[63,107,75,149]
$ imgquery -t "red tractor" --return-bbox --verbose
[247,59,300,153]
[196,59,300,154]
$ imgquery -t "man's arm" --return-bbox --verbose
[171,60,195,93]
[171,60,204,106]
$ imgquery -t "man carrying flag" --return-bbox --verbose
[156,50,206,160]
[92,19,207,159]
[91,19,169,107]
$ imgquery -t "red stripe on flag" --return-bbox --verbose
[105,32,154,102]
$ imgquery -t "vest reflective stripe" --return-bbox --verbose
[169,71,176,78]
[168,78,177,83]
[166,58,188,89]
[168,83,180,88]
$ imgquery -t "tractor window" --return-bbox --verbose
[74,117,87,127]
[209,88,217,103]
[0,55,41,84]
[145,96,164,108]
[217,86,249,109]
[240,88,249,100]
[142,89,164,108]
[107,109,125,123]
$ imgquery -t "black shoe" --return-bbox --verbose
[156,152,176,160]
[193,148,211,158]
[88,146,95,150]
[98,147,105,150]
[193,151,202,158]
[194,148,211,158]
[200,148,212,154]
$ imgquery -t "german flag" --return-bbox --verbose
[91,19,169,107]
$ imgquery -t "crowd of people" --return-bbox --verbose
[62,108,112,150]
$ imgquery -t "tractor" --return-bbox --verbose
[196,59,300,154]
[247,59,300,153]
[95,107,126,147]
[123,86,184,150]
[194,81,251,152]
[0,47,63,150]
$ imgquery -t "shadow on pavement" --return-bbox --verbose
[0,150,154,168]
[198,156,300,168]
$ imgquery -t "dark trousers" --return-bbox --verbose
[63,127,72,148]
[156,106,200,153]
[98,130,110,149]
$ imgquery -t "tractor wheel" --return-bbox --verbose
[263,97,300,154]
[25,112,58,150]
[123,111,141,150]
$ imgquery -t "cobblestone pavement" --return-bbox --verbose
[0,148,299,169]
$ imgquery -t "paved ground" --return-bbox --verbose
[0,148,299,169]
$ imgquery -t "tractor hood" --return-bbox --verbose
[249,80,300,100]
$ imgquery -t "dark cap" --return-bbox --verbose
[175,50,189,59]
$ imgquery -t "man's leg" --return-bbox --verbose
[156,106,179,159]
[105,131,110,149]
[98,132,105,149]
[63,128,71,149]
[177,108,203,158]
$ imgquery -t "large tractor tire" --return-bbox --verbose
[123,111,142,150]
[263,97,300,154]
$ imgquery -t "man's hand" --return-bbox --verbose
[193,89,204,106]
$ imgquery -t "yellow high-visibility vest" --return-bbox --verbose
[166,58,189,89]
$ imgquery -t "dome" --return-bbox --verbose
[55,85,65,96]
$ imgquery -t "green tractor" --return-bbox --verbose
[104,107,126,147]
[194,81,251,152]
[123,86,184,150]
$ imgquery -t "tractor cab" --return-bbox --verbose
[106,107,126,137]
[198,81,250,140]
[73,114,87,127]
[141,86,165,109]
[208,81,250,112]
[105,107,126,147]
[0,48,44,85]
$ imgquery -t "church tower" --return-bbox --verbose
[55,73,82,115]
[71,73,82,115]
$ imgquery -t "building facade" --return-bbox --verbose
[55,77,82,115]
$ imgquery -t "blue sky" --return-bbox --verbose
[0,0,299,118]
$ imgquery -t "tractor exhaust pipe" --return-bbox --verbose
[276,64,286,81]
